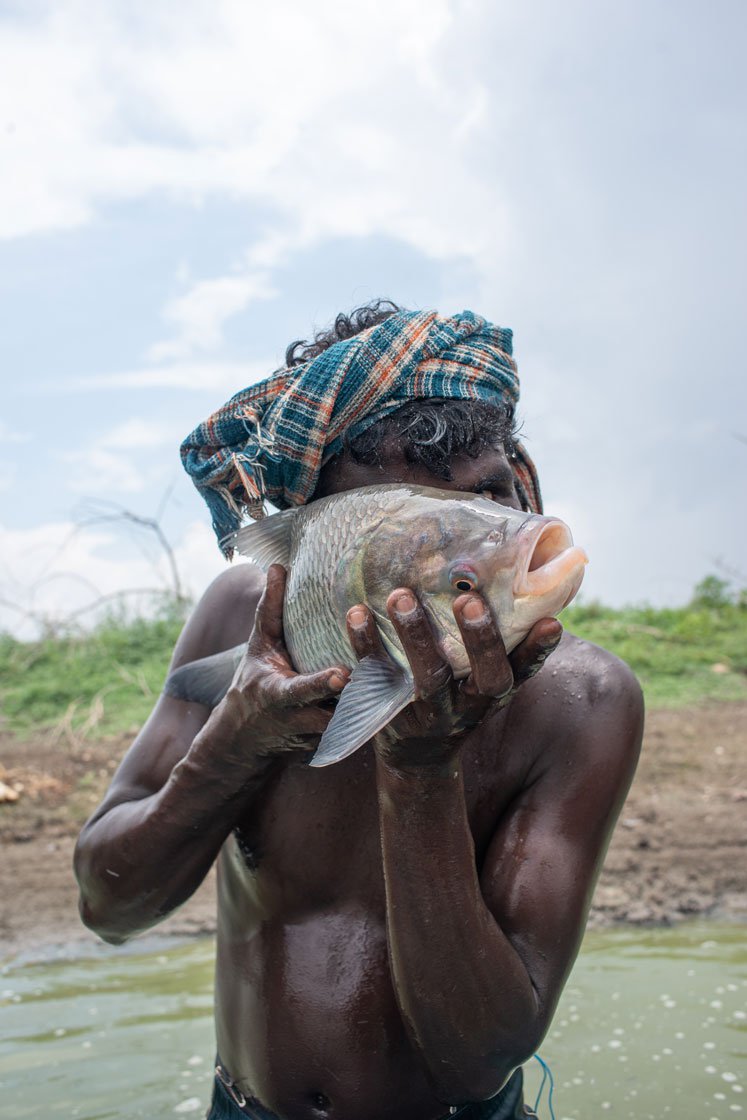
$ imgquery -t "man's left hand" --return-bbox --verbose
[346,589,561,768]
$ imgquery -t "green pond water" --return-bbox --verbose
[0,923,745,1120]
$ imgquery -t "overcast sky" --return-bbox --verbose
[1,0,745,637]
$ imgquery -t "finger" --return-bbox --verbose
[282,708,335,736]
[346,604,387,661]
[277,665,350,707]
[453,594,514,698]
[386,588,451,700]
[277,735,320,755]
[250,564,288,650]
[509,618,563,685]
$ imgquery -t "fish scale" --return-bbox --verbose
[164,483,587,766]
[283,487,406,673]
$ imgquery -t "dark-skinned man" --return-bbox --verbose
[74,304,643,1120]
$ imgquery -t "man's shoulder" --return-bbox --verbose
[172,563,265,666]
[513,631,644,772]
[546,631,643,711]
[201,561,266,609]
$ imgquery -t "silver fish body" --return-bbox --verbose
[165,484,587,766]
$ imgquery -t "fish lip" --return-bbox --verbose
[513,518,588,599]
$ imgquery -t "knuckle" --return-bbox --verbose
[415,664,450,700]
[492,666,514,695]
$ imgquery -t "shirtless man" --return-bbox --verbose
[74,304,643,1120]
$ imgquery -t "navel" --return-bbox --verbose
[309,1090,331,1114]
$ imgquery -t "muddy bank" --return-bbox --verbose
[0,703,745,960]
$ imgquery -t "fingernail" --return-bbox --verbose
[348,606,367,628]
[328,672,348,691]
[462,597,487,622]
[393,592,416,615]
[539,633,561,649]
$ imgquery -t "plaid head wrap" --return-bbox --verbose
[181,309,542,552]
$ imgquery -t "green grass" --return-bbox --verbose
[563,580,747,707]
[1,579,745,738]
[0,609,186,738]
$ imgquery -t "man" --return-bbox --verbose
[74,304,643,1120]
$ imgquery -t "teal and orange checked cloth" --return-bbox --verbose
[180,308,542,552]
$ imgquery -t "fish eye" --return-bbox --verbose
[449,567,478,593]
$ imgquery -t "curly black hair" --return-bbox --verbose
[287,300,519,481]
[285,299,403,367]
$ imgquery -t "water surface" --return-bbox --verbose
[1,923,745,1119]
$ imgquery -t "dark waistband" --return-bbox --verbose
[211,1064,526,1120]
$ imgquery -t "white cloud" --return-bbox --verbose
[60,418,177,495]
[0,0,485,269]
[67,360,270,392]
[63,447,150,495]
[2,1,744,612]
[0,517,227,639]
[148,272,277,361]
[0,464,16,493]
[0,420,30,445]
[104,419,173,450]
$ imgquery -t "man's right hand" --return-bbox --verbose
[73,562,349,942]
[219,563,350,760]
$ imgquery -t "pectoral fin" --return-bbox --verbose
[309,656,414,768]
[163,644,245,708]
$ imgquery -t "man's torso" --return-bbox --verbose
[212,636,581,1120]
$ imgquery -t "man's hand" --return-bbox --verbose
[346,588,561,767]
[223,564,350,759]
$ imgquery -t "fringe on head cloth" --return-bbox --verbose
[181,309,542,554]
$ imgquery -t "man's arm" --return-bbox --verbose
[74,565,349,944]
[350,595,643,1102]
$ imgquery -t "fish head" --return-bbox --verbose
[358,490,587,677]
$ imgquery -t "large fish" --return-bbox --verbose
[165,484,587,767]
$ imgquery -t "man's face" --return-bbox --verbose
[315,436,522,510]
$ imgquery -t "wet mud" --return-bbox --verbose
[0,702,744,958]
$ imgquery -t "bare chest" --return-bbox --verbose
[228,709,535,916]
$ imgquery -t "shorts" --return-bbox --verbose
[206,1065,534,1120]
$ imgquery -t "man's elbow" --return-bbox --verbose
[77,893,132,945]
[74,834,146,945]
[429,1028,545,1103]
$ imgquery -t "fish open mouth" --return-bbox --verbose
[516,520,588,605]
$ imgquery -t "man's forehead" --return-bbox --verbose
[321,442,511,491]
